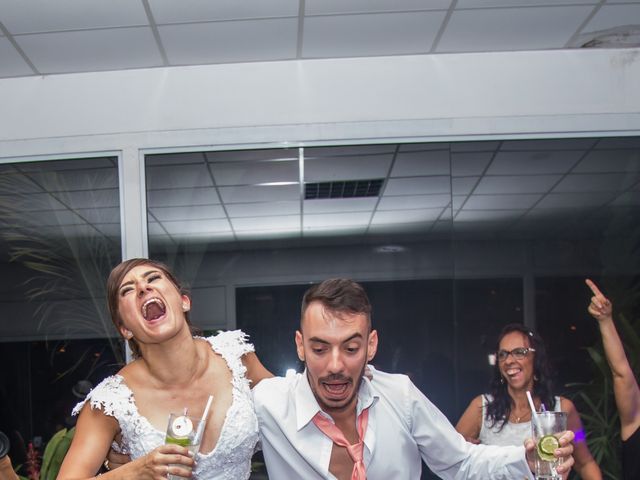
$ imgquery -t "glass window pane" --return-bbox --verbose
[146,136,640,480]
[0,157,123,471]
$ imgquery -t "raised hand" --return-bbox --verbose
[585,279,612,322]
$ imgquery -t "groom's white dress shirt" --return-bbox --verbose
[253,366,534,479]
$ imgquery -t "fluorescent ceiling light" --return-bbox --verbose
[255,181,299,186]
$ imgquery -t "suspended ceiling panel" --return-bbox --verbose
[0,0,638,78]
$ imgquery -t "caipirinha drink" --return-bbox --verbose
[165,413,203,479]
[531,411,567,480]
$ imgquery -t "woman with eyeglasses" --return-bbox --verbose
[586,279,640,479]
[455,323,602,480]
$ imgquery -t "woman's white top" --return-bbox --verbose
[73,330,259,480]
[478,394,561,447]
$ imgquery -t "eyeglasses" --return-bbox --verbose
[497,347,535,362]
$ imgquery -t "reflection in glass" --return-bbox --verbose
[146,137,640,480]
[0,157,123,472]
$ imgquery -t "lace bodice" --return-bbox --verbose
[73,330,259,480]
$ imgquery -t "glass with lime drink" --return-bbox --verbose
[165,413,204,480]
[531,411,567,480]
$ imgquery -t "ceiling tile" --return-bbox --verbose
[391,150,450,177]
[595,137,640,149]
[0,37,33,77]
[582,4,640,32]
[227,201,300,217]
[211,160,299,186]
[304,155,392,182]
[306,0,451,15]
[25,209,85,226]
[399,143,450,152]
[573,150,640,173]
[452,152,493,176]
[475,175,561,194]
[147,152,207,166]
[303,225,367,236]
[500,138,597,150]
[177,231,235,242]
[0,192,66,211]
[148,221,167,235]
[450,141,500,152]
[94,223,121,237]
[452,195,466,211]
[611,191,640,207]
[535,192,616,208]
[368,222,434,235]
[235,230,299,240]
[371,209,442,224]
[60,189,120,209]
[304,212,371,228]
[456,0,597,5]
[17,157,116,171]
[455,210,526,221]
[147,187,220,207]
[554,172,640,192]
[149,0,298,23]
[218,184,299,203]
[487,150,583,175]
[160,18,297,64]
[304,198,377,214]
[75,207,120,223]
[150,204,226,221]
[437,6,594,52]
[231,215,299,231]
[26,168,119,192]
[463,194,541,210]
[303,11,446,57]
[16,27,163,74]
[452,177,479,195]
[146,164,213,190]
[0,0,148,34]
[38,223,103,238]
[160,218,231,235]
[377,194,449,210]
[384,176,450,195]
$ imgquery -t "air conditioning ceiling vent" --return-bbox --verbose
[305,179,384,200]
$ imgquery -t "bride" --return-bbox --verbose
[57,258,271,480]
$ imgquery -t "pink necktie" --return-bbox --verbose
[312,408,369,480]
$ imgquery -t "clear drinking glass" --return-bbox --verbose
[165,413,203,480]
[531,411,567,480]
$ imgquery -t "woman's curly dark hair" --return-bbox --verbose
[485,323,555,430]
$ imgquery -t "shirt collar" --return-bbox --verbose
[294,366,379,431]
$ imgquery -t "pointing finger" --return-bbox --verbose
[585,279,604,298]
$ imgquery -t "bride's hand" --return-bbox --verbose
[131,444,195,479]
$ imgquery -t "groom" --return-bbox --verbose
[252,278,575,479]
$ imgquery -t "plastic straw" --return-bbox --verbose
[195,395,214,442]
[526,390,537,414]
[201,395,213,424]
[526,390,541,433]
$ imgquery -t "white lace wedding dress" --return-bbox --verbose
[73,330,259,480]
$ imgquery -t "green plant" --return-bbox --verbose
[39,428,75,480]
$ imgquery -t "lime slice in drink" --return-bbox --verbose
[537,435,559,462]
[166,436,191,447]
